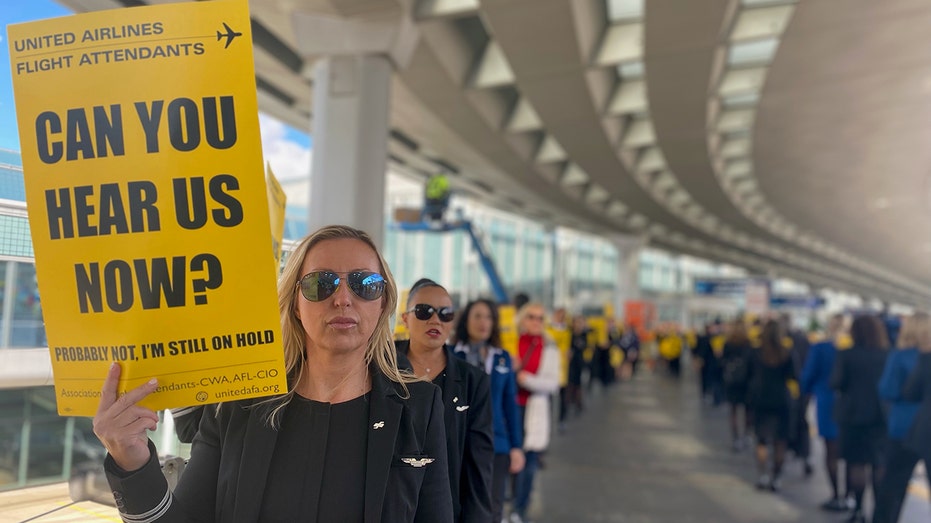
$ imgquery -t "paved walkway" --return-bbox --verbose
[528,368,929,523]
[0,483,119,523]
[2,368,927,522]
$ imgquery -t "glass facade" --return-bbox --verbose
[0,387,106,491]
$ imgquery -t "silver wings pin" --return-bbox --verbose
[401,457,435,468]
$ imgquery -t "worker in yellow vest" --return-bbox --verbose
[423,173,451,224]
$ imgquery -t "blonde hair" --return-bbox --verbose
[516,302,545,334]
[265,225,414,427]
[899,311,931,351]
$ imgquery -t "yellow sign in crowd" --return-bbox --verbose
[8,0,287,416]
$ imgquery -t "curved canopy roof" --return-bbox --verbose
[58,0,931,306]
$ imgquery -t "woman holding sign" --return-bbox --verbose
[93,225,453,522]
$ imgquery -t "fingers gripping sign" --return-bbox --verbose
[93,362,160,472]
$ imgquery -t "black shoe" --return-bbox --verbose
[820,498,848,512]
[755,474,770,490]
[769,476,782,492]
[803,461,813,477]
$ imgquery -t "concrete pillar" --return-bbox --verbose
[612,234,646,316]
[309,55,392,248]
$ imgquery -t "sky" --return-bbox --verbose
[0,1,313,183]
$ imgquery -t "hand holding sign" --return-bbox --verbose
[93,362,160,472]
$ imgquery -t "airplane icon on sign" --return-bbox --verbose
[216,22,242,49]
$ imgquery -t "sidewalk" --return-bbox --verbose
[529,369,929,522]
[0,483,118,523]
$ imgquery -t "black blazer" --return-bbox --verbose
[830,346,888,426]
[903,352,931,459]
[105,366,453,523]
[397,342,494,523]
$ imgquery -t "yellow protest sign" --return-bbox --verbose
[498,305,518,357]
[265,163,286,266]
[8,0,287,415]
[545,326,570,386]
[586,317,608,346]
[394,289,410,341]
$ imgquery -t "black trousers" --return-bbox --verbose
[492,453,511,522]
[873,439,925,523]
[790,396,811,459]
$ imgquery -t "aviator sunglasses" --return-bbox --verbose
[407,304,456,323]
[298,271,386,302]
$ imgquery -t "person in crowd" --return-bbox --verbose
[781,314,813,477]
[398,279,494,523]
[659,325,684,378]
[513,292,530,311]
[692,324,709,384]
[511,303,561,523]
[901,325,931,519]
[694,323,721,402]
[873,312,928,523]
[93,225,453,522]
[710,322,727,405]
[547,309,571,433]
[801,313,850,512]
[619,322,640,379]
[831,314,889,523]
[600,317,622,386]
[722,318,753,451]
[881,307,902,348]
[747,319,795,492]
[423,172,451,223]
[452,298,525,523]
[550,307,568,330]
[567,315,589,416]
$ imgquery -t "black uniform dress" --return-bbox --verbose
[104,365,454,523]
[831,346,888,465]
[396,341,494,523]
[259,394,367,522]
[748,354,795,445]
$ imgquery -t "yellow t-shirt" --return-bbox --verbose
[659,335,683,360]
[711,335,725,358]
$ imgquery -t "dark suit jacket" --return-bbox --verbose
[903,352,931,458]
[397,341,494,523]
[830,346,888,426]
[105,366,453,523]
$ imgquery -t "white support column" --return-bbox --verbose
[1,261,17,347]
[309,55,392,248]
[612,234,647,315]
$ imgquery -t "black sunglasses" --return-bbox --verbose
[298,271,386,302]
[407,304,456,323]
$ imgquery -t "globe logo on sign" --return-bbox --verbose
[196,391,208,402]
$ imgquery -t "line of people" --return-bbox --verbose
[691,311,930,523]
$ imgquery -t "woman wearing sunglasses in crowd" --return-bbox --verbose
[452,298,525,523]
[397,279,494,523]
[511,303,561,523]
[93,225,454,522]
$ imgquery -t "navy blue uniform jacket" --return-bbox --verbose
[903,352,931,459]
